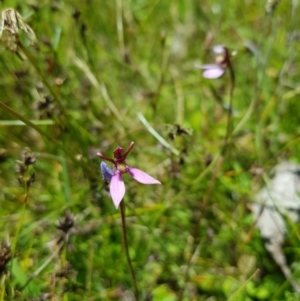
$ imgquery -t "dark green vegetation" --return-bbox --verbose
[1,0,300,300]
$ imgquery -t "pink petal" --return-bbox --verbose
[212,45,225,54]
[110,173,126,209]
[128,168,161,185]
[203,67,225,79]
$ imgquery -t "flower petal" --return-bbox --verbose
[203,67,225,79]
[110,173,126,209]
[100,162,114,181]
[212,45,225,54]
[128,168,161,185]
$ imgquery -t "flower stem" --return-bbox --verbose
[120,200,139,300]
[180,56,236,301]
[221,58,235,157]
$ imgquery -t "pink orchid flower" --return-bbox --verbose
[97,142,161,209]
[195,45,231,79]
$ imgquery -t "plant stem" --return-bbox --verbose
[116,0,125,59]
[179,56,236,301]
[19,241,64,291]
[60,237,68,301]
[0,101,95,177]
[178,240,202,301]
[0,274,6,301]
[191,59,236,240]
[120,200,139,301]
[11,178,29,274]
[17,42,65,113]
[221,58,235,157]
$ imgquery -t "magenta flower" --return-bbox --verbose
[195,45,231,79]
[97,142,161,209]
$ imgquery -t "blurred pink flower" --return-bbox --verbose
[98,142,161,209]
[195,45,231,79]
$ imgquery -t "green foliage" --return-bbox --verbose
[0,0,300,300]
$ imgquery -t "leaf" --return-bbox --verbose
[152,285,177,301]
[11,258,40,297]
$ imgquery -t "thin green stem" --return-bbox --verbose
[19,241,64,291]
[60,238,68,301]
[0,274,6,301]
[17,43,65,113]
[150,32,168,113]
[191,156,223,242]
[137,112,180,156]
[86,242,95,296]
[116,0,125,59]
[120,200,139,301]
[72,56,123,121]
[178,240,202,301]
[227,269,259,301]
[173,70,184,125]
[221,60,235,157]
[179,58,235,301]
[0,101,95,177]
[0,101,51,144]
[11,193,28,275]
[192,57,236,240]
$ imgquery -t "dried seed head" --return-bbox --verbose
[22,149,37,166]
[169,124,192,140]
[36,96,55,119]
[0,242,11,274]
[27,172,36,187]
[16,149,37,188]
[56,211,75,234]
[0,8,35,51]
[55,262,74,278]
[0,149,7,163]
[17,173,35,188]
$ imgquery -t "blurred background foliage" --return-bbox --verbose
[1,0,300,300]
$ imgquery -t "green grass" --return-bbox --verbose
[1,0,300,300]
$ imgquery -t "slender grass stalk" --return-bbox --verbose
[178,240,202,301]
[19,241,64,291]
[0,101,53,144]
[120,200,139,301]
[59,150,71,204]
[17,42,97,148]
[173,71,184,126]
[11,177,29,275]
[191,56,236,241]
[227,269,259,301]
[137,112,180,156]
[0,119,55,126]
[150,31,169,113]
[192,156,223,242]
[221,58,235,157]
[11,202,27,259]
[179,59,235,301]
[17,42,65,113]
[0,101,95,177]
[86,242,95,296]
[116,0,125,59]
[60,239,68,301]
[72,56,123,121]
[0,274,6,301]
